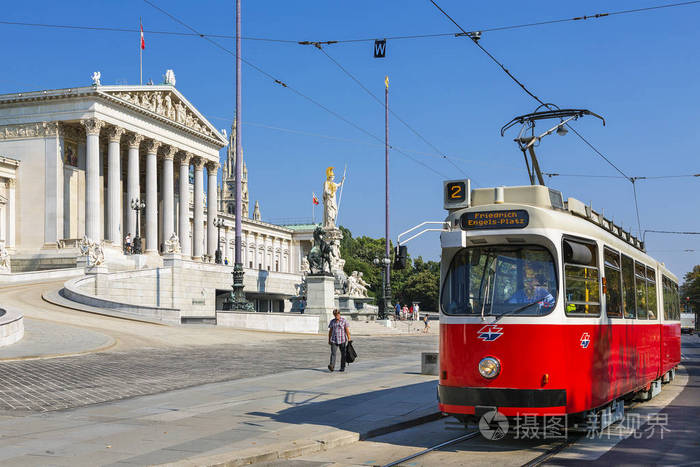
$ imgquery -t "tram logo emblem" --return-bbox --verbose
[477,325,503,342]
[580,332,591,349]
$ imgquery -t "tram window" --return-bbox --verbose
[603,248,623,318]
[563,238,600,316]
[662,276,670,320]
[440,245,557,317]
[673,282,681,320]
[646,266,658,320]
[635,262,648,319]
[621,254,635,319]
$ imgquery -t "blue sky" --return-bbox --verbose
[1,1,698,279]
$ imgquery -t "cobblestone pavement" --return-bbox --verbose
[0,335,437,414]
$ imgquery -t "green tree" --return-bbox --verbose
[338,226,441,311]
[680,265,700,313]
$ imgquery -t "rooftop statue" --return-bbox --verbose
[91,71,101,86]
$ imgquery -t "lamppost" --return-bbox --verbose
[374,256,392,319]
[130,197,145,254]
[213,218,224,264]
[222,0,254,311]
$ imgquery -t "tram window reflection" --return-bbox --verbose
[440,245,557,316]
[604,248,623,318]
[563,238,600,316]
[621,254,636,319]
[635,262,648,319]
[647,266,658,320]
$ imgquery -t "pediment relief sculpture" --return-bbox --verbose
[108,90,215,138]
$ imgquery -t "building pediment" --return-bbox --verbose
[101,87,226,145]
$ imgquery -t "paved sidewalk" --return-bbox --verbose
[0,317,114,360]
[0,353,439,466]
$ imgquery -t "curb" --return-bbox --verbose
[157,411,443,467]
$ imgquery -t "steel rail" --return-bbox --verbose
[381,431,480,467]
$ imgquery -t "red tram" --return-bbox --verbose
[437,183,681,427]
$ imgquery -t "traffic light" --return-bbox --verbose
[394,245,407,270]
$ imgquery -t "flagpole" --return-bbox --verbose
[139,17,143,85]
[312,194,315,224]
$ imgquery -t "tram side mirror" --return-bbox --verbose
[394,245,408,270]
[563,240,593,265]
[470,249,482,266]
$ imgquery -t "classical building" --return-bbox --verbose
[0,76,314,313]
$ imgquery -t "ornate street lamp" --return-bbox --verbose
[130,197,145,254]
[213,218,225,264]
[222,0,254,311]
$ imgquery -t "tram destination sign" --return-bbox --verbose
[461,209,529,230]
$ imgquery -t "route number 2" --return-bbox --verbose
[445,181,466,203]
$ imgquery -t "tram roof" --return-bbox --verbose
[470,185,646,253]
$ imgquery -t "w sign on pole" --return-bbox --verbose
[374,39,386,58]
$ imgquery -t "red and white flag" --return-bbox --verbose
[312,193,319,205]
[140,22,145,50]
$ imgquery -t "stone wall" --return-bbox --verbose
[0,307,24,347]
[68,256,303,322]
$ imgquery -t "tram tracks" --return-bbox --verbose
[381,431,480,467]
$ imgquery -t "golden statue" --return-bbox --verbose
[323,166,343,228]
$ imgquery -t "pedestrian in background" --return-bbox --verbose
[124,233,132,255]
[395,302,401,320]
[422,315,431,333]
[328,309,350,372]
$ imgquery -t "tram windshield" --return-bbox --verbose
[441,245,558,316]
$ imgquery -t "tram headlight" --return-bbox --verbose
[478,357,501,379]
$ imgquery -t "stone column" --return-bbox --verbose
[106,126,125,246]
[206,161,219,259]
[7,179,15,248]
[144,139,161,253]
[161,145,177,244]
[81,118,104,241]
[192,157,205,260]
[126,133,143,239]
[178,153,191,256]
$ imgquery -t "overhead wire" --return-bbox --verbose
[310,45,473,181]
[142,0,451,179]
[545,173,700,180]
[3,1,700,44]
[427,0,649,234]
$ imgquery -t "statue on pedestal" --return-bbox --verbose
[323,167,343,229]
[307,226,332,274]
[164,232,181,254]
[0,246,10,272]
[78,236,104,266]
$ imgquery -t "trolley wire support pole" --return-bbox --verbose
[383,75,392,319]
[224,0,253,312]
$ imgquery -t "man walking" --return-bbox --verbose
[328,309,350,372]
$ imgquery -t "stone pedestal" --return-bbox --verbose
[305,274,336,333]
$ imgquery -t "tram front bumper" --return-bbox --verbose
[438,385,567,416]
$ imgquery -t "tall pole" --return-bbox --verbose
[224,0,253,311]
[139,17,143,85]
[384,76,392,316]
[234,0,242,267]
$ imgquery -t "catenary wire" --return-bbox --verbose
[427,0,649,233]
[312,46,473,180]
[3,1,700,43]
[142,0,450,179]
[428,0,633,180]
[545,173,700,179]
